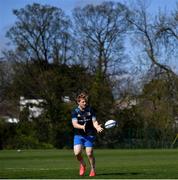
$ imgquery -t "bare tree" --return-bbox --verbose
[124,1,178,141]
[126,0,177,76]
[72,1,130,77]
[155,4,178,74]
[6,3,72,65]
[156,3,178,41]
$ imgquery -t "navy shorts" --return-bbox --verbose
[74,135,95,147]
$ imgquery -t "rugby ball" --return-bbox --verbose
[104,120,117,129]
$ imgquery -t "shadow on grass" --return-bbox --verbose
[98,172,141,176]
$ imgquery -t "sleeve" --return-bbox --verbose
[71,109,78,121]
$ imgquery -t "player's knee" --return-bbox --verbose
[74,150,81,157]
[86,151,93,157]
[74,145,82,157]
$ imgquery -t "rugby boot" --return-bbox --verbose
[89,170,96,177]
[79,164,86,176]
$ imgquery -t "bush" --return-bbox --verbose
[14,135,54,149]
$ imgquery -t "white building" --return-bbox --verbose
[20,96,45,120]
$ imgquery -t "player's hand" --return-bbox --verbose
[82,123,86,132]
[96,124,104,133]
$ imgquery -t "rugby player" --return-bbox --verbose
[71,92,103,177]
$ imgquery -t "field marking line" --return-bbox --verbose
[3,167,75,171]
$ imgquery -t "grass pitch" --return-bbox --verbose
[0,149,178,179]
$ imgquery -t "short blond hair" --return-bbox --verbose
[77,92,88,103]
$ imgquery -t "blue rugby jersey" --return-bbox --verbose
[71,106,96,136]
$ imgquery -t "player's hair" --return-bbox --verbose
[77,92,88,103]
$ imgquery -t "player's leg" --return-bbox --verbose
[84,136,96,176]
[85,147,95,170]
[85,147,96,176]
[73,135,86,176]
[73,144,85,165]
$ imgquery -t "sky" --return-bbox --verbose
[0,0,177,57]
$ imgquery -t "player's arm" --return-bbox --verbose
[71,110,85,131]
[72,120,85,131]
[93,120,103,133]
